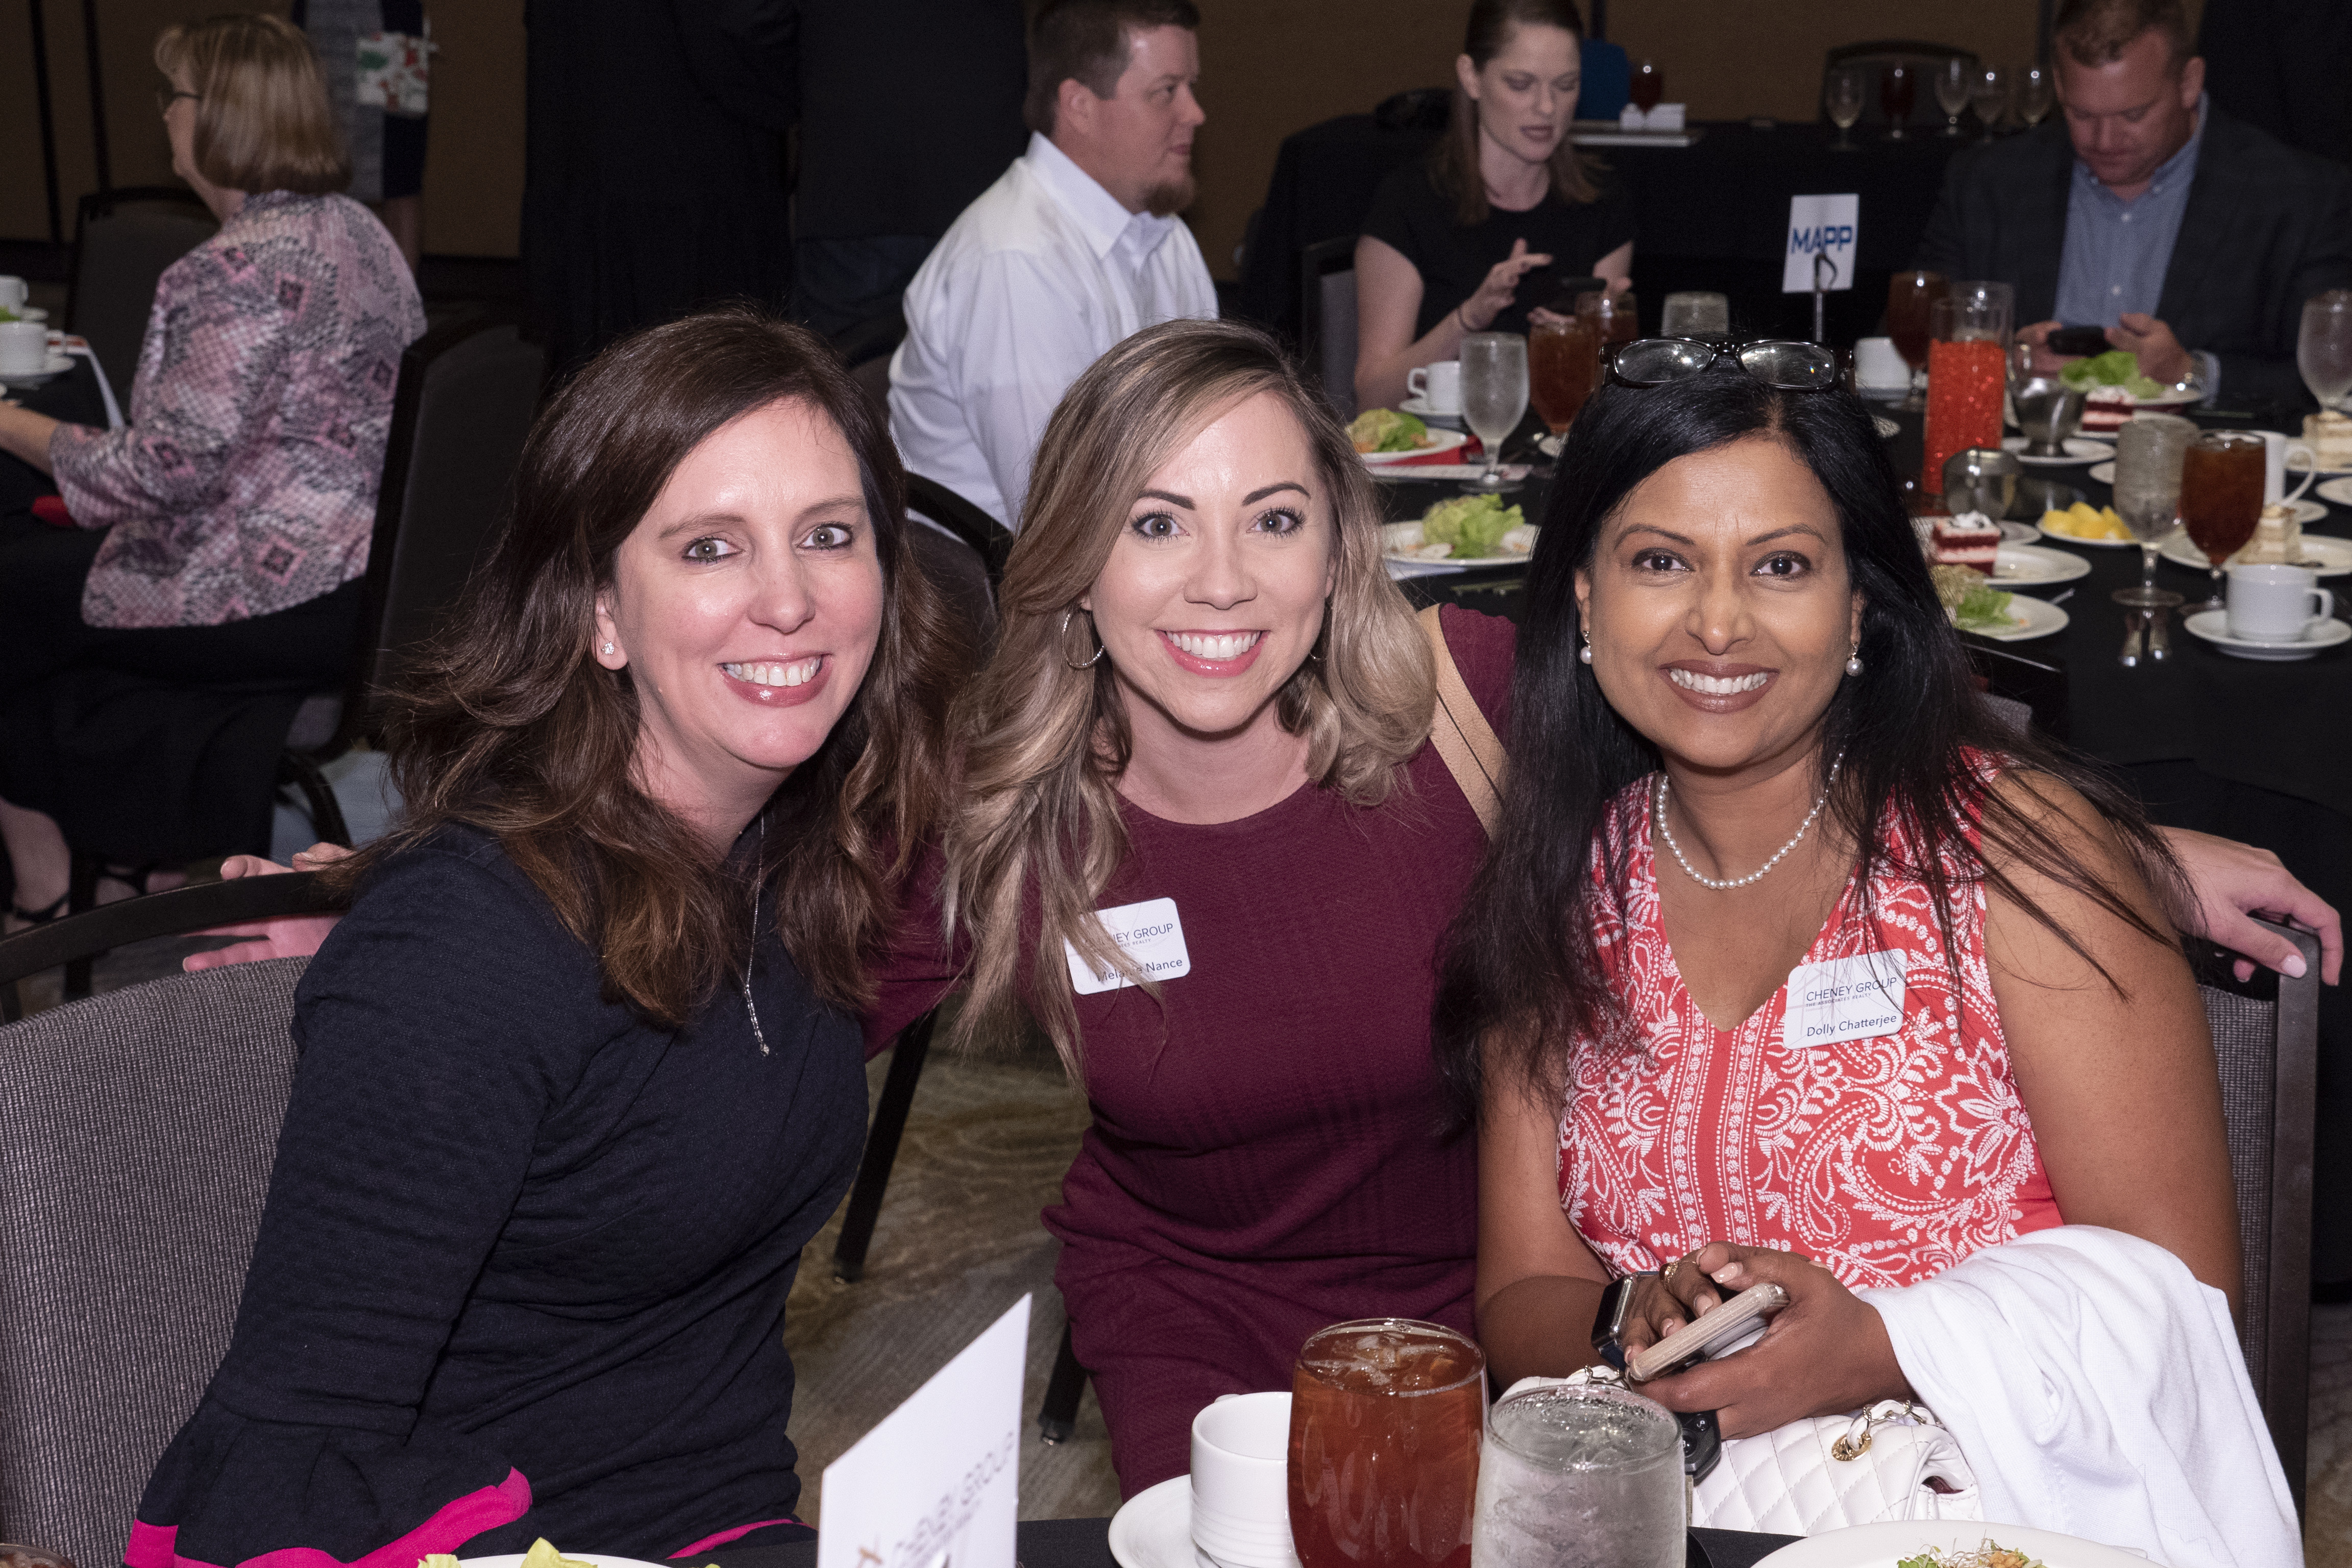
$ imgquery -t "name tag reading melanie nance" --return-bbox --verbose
[1064,897,1191,996]
[1782,952,1905,1046]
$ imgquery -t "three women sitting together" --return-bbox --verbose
[145,310,2315,1567]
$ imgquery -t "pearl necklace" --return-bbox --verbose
[1653,751,1845,891]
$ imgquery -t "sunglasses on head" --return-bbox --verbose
[1605,337,1843,393]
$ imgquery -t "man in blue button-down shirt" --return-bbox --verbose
[1915,0,2352,410]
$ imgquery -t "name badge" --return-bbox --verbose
[1064,897,1191,996]
[1782,953,1905,1046]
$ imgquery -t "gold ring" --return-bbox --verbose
[1662,1258,1680,1283]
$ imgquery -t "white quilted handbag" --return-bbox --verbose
[1532,1369,1982,1535]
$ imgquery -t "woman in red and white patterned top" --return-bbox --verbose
[1438,348,2244,1439]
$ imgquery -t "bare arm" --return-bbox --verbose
[1986,775,2242,1315]
[2158,823,2342,985]
[1353,234,1552,413]
[1473,1035,1612,1388]
[0,402,61,474]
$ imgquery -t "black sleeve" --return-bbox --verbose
[672,0,799,132]
[2217,161,2352,407]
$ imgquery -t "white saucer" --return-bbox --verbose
[1996,520,2040,544]
[2317,476,2352,509]
[2002,434,2113,466]
[1109,1476,1222,1568]
[1990,543,2091,587]
[1960,595,2070,642]
[2288,458,2352,479]
[1360,428,1469,465]
[1755,1520,2151,1568]
[2183,608,2351,659]
[1398,396,1465,429]
[0,351,72,387]
[2159,528,2352,577]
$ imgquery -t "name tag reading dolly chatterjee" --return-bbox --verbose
[1782,952,1905,1046]
[1064,897,1192,996]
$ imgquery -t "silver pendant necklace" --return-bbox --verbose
[1653,750,1845,891]
[742,816,769,1056]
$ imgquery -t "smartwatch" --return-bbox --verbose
[1589,1271,1653,1370]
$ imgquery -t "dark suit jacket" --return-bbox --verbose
[1914,108,2352,408]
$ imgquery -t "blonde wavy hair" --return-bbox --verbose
[941,319,1437,1073]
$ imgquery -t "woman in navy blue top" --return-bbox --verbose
[131,307,964,1562]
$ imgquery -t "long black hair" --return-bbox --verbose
[1432,368,2184,1120]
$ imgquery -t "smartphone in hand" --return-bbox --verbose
[2045,325,2113,359]
[1626,1281,1789,1382]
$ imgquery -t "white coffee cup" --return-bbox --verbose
[1190,1392,1299,1568]
[0,276,27,313]
[1407,360,1462,415]
[2247,429,2319,505]
[1853,336,1910,390]
[2226,562,2334,642]
[0,319,48,375]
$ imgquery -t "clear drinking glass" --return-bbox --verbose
[1290,1319,1485,1568]
[2112,414,2196,609]
[1470,1381,1683,1568]
[2300,289,2352,412]
[1660,291,1731,340]
[1934,57,1970,136]
[1970,65,2008,138]
[1886,270,1949,412]
[2018,64,2054,127]
[1459,333,1529,494]
[1881,61,1916,139]
[1826,66,1865,150]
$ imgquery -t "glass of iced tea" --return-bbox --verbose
[1530,316,1601,435]
[1288,1318,1485,1568]
[1576,289,1638,350]
[1884,271,1947,411]
[2180,431,2267,610]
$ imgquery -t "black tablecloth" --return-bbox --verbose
[703,1516,1799,1568]
[0,352,106,514]
[1236,115,1966,346]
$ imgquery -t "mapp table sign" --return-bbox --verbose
[1782,952,1905,1046]
[1782,193,1860,293]
[1064,896,1192,995]
[819,1293,1030,1568]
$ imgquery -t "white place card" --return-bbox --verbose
[818,1294,1031,1568]
[1783,194,1859,293]
[1064,897,1191,996]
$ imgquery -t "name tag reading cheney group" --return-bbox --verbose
[1064,897,1191,996]
[1782,952,1905,1046]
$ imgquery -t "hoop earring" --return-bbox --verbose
[1844,642,1863,676]
[1061,608,1105,670]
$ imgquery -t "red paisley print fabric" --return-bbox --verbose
[1559,772,2063,1291]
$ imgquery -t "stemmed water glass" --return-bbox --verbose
[1826,66,1865,150]
[1460,332,1529,495]
[2300,289,2352,412]
[2017,64,2054,127]
[1934,58,1970,136]
[2111,414,2194,622]
[1970,66,2008,138]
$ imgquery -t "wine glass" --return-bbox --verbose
[2179,432,2267,611]
[2111,414,2195,611]
[2300,289,2352,411]
[1630,60,1664,114]
[2017,64,2054,127]
[1885,271,1948,412]
[1934,58,1970,136]
[1826,66,1865,150]
[1459,332,1529,494]
[1881,62,1916,139]
[1970,66,2008,138]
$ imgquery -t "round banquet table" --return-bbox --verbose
[1378,403,2352,1283]
[701,1516,1800,1568]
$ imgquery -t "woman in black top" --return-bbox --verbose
[1355,0,1636,411]
[130,310,964,1560]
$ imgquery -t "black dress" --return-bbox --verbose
[132,826,865,1560]
[1359,159,1637,339]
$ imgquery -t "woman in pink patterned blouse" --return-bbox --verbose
[1437,350,2280,1533]
[0,14,424,925]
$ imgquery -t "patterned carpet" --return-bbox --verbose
[2311,1305,2352,1564]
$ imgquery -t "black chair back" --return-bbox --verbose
[1299,236,1359,422]
[63,187,217,395]
[1822,41,1978,133]
[904,473,1014,652]
[2192,917,2319,1515]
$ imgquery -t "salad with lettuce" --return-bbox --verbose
[1420,493,1525,559]
[1930,564,2019,634]
[1349,407,1432,454]
[2059,349,2169,401]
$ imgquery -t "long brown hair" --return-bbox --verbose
[941,319,1435,1073]
[1432,0,1603,226]
[156,14,349,195]
[335,308,964,1024]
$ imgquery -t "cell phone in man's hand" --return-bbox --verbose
[2045,325,2114,358]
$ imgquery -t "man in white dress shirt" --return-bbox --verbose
[889,0,1218,527]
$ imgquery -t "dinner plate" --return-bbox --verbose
[2288,458,2352,479]
[467,1555,672,1568]
[1753,1518,2151,1568]
[1359,429,1468,465]
[2319,477,2352,509]
[0,351,72,387]
[1997,520,2040,544]
[2076,381,2204,434]
[2158,527,2352,577]
[1380,518,1538,568]
[2000,435,2114,466]
[1989,543,2091,587]
[2036,519,2136,549]
[2084,463,2330,524]
[2183,608,2351,660]
[1397,396,1464,429]
[1108,1475,1223,1568]
[1959,594,2069,642]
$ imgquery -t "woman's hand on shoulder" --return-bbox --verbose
[1623,1242,1910,1438]
[2155,824,2341,984]
[181,844,351,972]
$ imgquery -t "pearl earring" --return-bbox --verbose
[1844,643,1863,676]
[1579,629,1594,665]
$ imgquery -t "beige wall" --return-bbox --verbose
[0,0,524,257]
